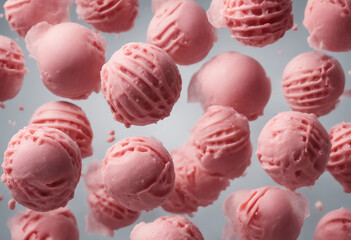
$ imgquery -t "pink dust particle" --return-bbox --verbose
[109,130,115,135]
[292,23,298,31]
[106,136,115,143]
[278,50,284,56]
[348,70,351,75]
[343,89,351,98]
[315,201,323,211]
[18,105,24,111]
[8,199,16,210]
[0,13,3,19]
[12,121,16,127]
[0,103,5,109]
[0,194,3,201]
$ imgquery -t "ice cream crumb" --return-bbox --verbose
[106,136,115,143]
[0,103,5,109]
[18,105,24,111]
[315,201,323,211]
[343,89,351,98]
[0,194,3,201]
[0,14,3,19]
[278,50,284,56]
[8,199,16,210]
[292,23,298,31]
[109,130,115,135]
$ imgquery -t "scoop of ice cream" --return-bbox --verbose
[130,215,204,240]
[1,125,82,211]
[256,111,331,191]
[76,0,139,33]
[188,51,271,121]
[4,0,73,37]
[30,101,93,158]
[25,22,106,99]
[102,136,175,211]
[0,35,26,102]
[8,208,79,240]
[84,160,140,237]
[191,105,252,178]
[207,0,293,47]
[327,122,351,193]
[147,0,216,65]
[303,0,351,52]
[223,187,309,240]
[282,51,345,117]
[101,42,181,127]
[314,208,351,240]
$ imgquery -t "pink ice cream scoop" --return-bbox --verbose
[76,0,139,33]
[304,0,351,52]
[4,0,73,37]
[314,208,351,240]
[102,136,175,211]
[223,187,309,240]
[30,101,93,158]
[130,215,204,240]
[327,122,351,193]
[8,208,79,240]
[188,51,271,121]
[1,125,82,211]
[282,51,345,117]
[25,22,106,100]
[84,160,140,237]
[190,105,252,179]
[101,42,182,127]
[147,0,217,65]
[0,35,26,102]
[256,111,331,191]
[207,0,293,47]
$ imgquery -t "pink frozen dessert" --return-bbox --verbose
[30,101,93,158]
[84,160,140,237]
[188,51,271,121]
[223,186,309,240]
[101,42,181,127]
[102,136,175,211]
[147,0,217,65]
[282,51,345,117]
[207,0,293,47]
[76,0,139,33]
[4,0,73,37]
[0,35,26,102]
[256,111,331,191]
[1,125,82,211]
[304,0,351,52]
[25,22,106,99]
[8,208,79,240]
[130,215,204,240]
[327,122,351,193]
[314,208,351,240]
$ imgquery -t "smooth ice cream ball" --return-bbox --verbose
[256,111,331,191]
[314,208,351,240]
[191,105,252,179]
[76,0,139,33]
[304,0,351,52]
[327,122,351,193]
[102,136,175,211]
[147,0,217,65]
[0,35,26,102]
[207,0,293,47]
[1,125,82,212]
[101,42,182,127]
[30,101,93,158]
[282,52,345,117]
[84,161,140,237]
[188,51,271,121]
[131,215,204,240]
[25,22,106,100]
[223,187,309,240]
[4,0,73,37]
[8,208,79,240]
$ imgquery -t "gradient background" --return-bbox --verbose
[0,0,350,239]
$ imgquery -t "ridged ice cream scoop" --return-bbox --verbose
[30,101,93,158]
[282,51,345,117]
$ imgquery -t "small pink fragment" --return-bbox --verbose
[109,130,115,135]
[0,103,5,109]
[315,201,323,211]
[106,136,115,143]
[115,34,120,40]
[18,105,24,111]
[278,50,284,56]
[348,70,351,75]
[343,89,351,98]
[0,194,3,201]
[0,13,3,19]
[12,121,16,127]
[292,23,298,31]
[8,199,16,210]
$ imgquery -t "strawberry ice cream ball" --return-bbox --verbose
[0,35,26,102]
[8,208,79,240]
[147,0,217,65]
[256,111,331,191]
[76,0,139,33]
[101,42,182,127]
[102,136,175,211]
[304,0,351,52]
[25,22,106,99]
[1,125,82,212]
[4,0,73,37]
[130,215,204,240]
[188,51,271,121]
[282,52,345,117]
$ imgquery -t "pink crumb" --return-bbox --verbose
[343,89,351,98]
[348,70,351,75]
[0,13,3,19]
[0,103,5,109]
[109,130,115,135]
[106,136,115,143]
[315,201,323,211]
[278,50,284,56]
[18,105,24,111]
[0,194,3,201]
[8,199,16,210]
[12,121,16,127]
[292,23,298,31]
